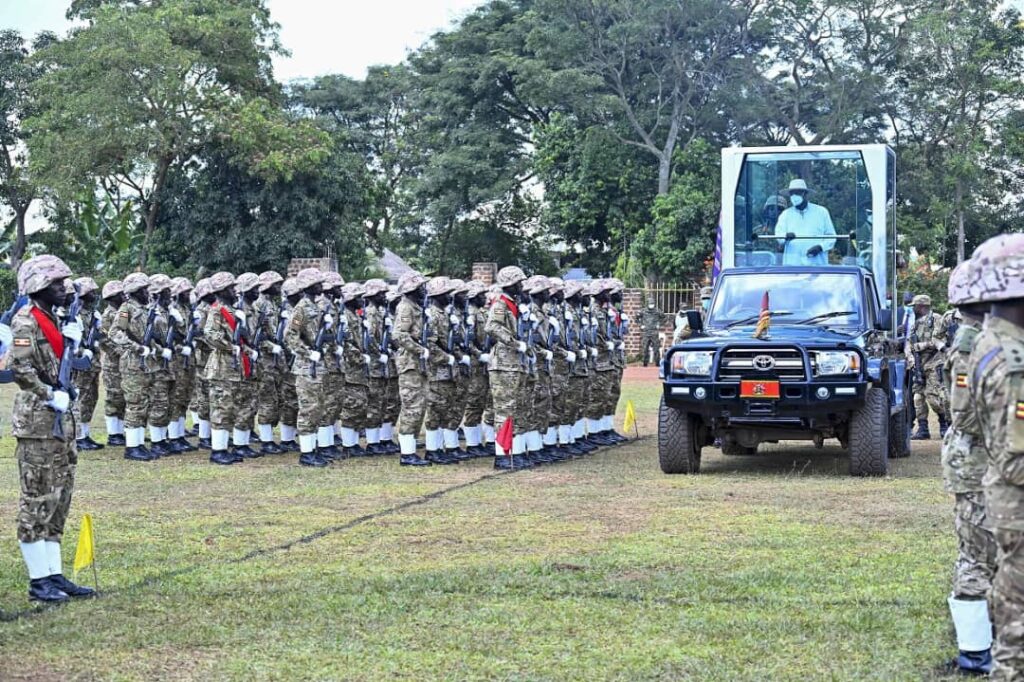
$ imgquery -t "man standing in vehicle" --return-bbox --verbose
[775,179,837,266]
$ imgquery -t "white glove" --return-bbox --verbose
[280,310,291,320]
[616,342,625,350]
[564,310,573,321]
[81,349,94,361]
[543,350,553,361]
[549,319,561,334]
[362,319,372,330]
[606,341,615,351]
[93,310,102,322]
[232,345,241,357]
[379,353,389,364]
[521,310,531,322]
[235,310,246,323]
[170,307,184,324]
[421,348,430,360]
[591,316,600,327]
[385,317,393,328]
[566,351,577,363]
[334,346,344,358]
[192,309,202,322]
[466,318,475,328]
[621,314,630,323]
[449,313,461,325]
[522,303,531,314]
[323,314,334,330]
[0,323,14,353]
[62,321,83,344]
[460,354,471,366]
[181,346,192,357]
[517,341,528,353]
[46,390,70,413]
[447,354,456,366]
[140,346,152,358]
[309,350,322,363]
[161,348,173,361]
[588,347,597,358]
[363,353,372,366]
[271,344,282,355]
[479,353,490,364]
[248,349,260,362]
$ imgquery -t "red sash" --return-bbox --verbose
[30,306,64,359]
[219,305,252,378]
[496,294,519,319]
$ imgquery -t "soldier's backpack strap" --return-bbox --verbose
[955,325,979,354]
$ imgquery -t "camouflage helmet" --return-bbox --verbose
[234,272,261,293]
[523,275,549,294]
[700,286,713,300]
[341,282,365,303]
[607,278,625,294]
[362,278,389,297]
[546,277,565,295]
[967,233,1024,304]
[911,294,931,307]
[171,276,193,296]
[563,280,584,299]
[63,278,75,296]
[385,285,402,303]
[17,255,73,296]
[427,276,454,297]
[122,272,151,294]
[465,280,488,298]
[74,276,99,297]
[281,277,302,298]
[448,278,469,295]
[194,277,211,300]
[947,261,975,307]
[296,268,325,291]
[208,271,235,294]
[496,265,527,288]
[101,279,124,300]
[258,271,284,292]
[148,273,173,294]
[397,270,428,295]
[321,271,345,291]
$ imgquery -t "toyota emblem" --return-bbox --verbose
[752,354,775,371]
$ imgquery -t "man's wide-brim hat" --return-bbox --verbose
[785,179,809,194]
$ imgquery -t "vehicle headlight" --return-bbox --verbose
[813,351,860,376]
[671,351,714,376]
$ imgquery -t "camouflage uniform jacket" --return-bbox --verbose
[78,304,102,376]
[591,300,614,372]
[969,315,1024,530]
[943,322,987,493]
[425,302,455,382]
[364,303,387,380]
[393,296,426,375]
[342,306,369,385]
[203,301,242,383]
[167,301,191,377]
[285,296,323,377]
[9,302,74,439]
[98,305,120,366]
[568,302,590,378]
[385,305,399,377]
[908,311,948,370]
[193,301,212,370]
[316,296,342,375]
[111,298,155,373]
[253,295,281,373]
[609,304,626,369]
[150,304,173,380]
[485,294,523,374]
[545,301,573,376]
[530,302,552,375]
[466,303,489,375]
[638,307,664,333]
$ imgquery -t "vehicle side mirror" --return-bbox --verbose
[686,310,704,335]
[878,308,893,332]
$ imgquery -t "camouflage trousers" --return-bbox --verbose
[102,360,124,419]
[121,369,151,429]
[952,492,997,599]
[367,377,386,427]
[171,367,193,423]
[72,369,100,427]
[550,370,570,426]
[148,374,174,428]
[567,374,588,424]
[489,369,525,435]
[608,368,624,418]
[322,371,343,427]
[384,376,400,425]
[397,369,426,436]
[446,375,467,431]
[341,381,368,431]
[280,372,298,427]
[295,372,323,434]
[16,437,76,543]
[192,373,211,421]
[991,529,1024,681]
[589,370,615,419]
[640,332,661,365]
[462,370,489,426]
[233,378,257,431]
[425,379,457,431]
[530,372,552,432]
[914,358,949,420]
[209,379,240,431]
[257,367,284,425]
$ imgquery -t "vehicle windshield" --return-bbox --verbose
[708,273,864,329]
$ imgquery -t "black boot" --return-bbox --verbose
[186,424,199,437]
[911,419,931,440]
[400,454,432,466]
[493,455,533,470]
[320,446,343,462]
[425,450,456,465]
[299,452,329,467]
[48,574,96,598]
[77,437,104,451]
[233,444,260,459]
[164,439,188,455]
[447,447,473,462]
[149,440,172,458]
[175,438,198,453]
[106,433,126,447]
[124,446,152,462]
[279,439,301,453]
[952,650,992,676]
[197,437,212,450]
[28,577,69,603]
[260,441,284,455]
[209,450,238,465]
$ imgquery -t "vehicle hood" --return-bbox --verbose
[675,324,865,349]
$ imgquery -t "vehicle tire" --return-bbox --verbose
[658,396,702,474]
[848,387,889,476]
[721,441,757,456]
[889,388,911,459]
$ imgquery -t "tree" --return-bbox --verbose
[26,0,328,269]
[0,30,55,270]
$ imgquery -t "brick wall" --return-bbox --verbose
[621,287,681,363]
[287,257,338,278]
[471,262,498,285]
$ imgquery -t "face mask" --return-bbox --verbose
[701,300,710,311]
[648,304,654,309]
[791,194,804,208]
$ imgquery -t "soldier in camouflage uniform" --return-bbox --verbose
[111,272,158,462]
[203,272,248,465]
[382,286,403,454]
[72,276,103,451]
[254,271,287,455]
[285,268,330,467]
[606,278,628,443]
[461,281,492,457]
[275,277,301,453]
[421,276,461,465]
[232,273,263,458]
[317,272,345,459]
[564,281,595,454]
[146,274,176,457]
[674,286,713,344]
[638,296,665,367]
[393,270,431,467]
[99,280,126,447]
[191,278,216,450]
[546,278,580,457]
[585,280,616,446]
[11,255,95,602]
[362,278,391,455]
[523,275,558,463]
[908,294,951,439]
[339,282,371,458]
[445,279,473,459]
[941,261,997,675]
[166,277,197,453]
[486,266,531,469]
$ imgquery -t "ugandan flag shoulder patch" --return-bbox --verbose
[956,373,968,388]
[1016,401,1024,420]
[119,311,130,318]
[13,338,31,347]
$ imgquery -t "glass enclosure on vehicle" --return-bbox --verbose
[707,271,865,331]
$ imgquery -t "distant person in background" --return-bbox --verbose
[775,179,837,266]
[673,287,713,344]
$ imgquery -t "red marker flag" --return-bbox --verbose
[496,417,514,455]
[753,291,770,340]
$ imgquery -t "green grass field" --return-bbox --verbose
[0,374,961,681]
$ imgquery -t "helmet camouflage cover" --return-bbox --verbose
[496,266,526,288]
[234,272,261,293]
[101,280,124,300]
[17,255,73,296]
[397,271,428,295]
[122,272,151,295]
[966,233,1024,304]
[207,271,235,294]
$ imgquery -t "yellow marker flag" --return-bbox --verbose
[73,513,95,577]
[623,400,638,438]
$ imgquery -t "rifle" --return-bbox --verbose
[52,283,83,439]
[162,305,178,370]
[273,302,289,368]
[419,292,430,375]
[139,305,158,371]
[0,294,30,383]
[446,304,468,377]
[909,331,926,387]
[516,304,530,369]
[545,308,556,375]
[310,312,328,379]
[182,304,201,369]
[335,308,349,371]
[249,307,268,377]
[564,304,578,372]
[358,308,370,378]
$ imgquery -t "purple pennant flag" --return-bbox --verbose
[711,211,723,285]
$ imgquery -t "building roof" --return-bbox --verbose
[562,267,592,281]
[378,248,414,283]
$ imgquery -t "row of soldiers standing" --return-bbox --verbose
[72,265,631,469]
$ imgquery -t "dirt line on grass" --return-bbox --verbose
[0,468,512,624]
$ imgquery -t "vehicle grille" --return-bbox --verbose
[716,347,806,382]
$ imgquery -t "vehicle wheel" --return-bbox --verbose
[889,388,911,459]
[848,387,890,476]
[658,396,702,474]
[721,441,757,456]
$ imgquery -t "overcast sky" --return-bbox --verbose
[0,0,485,80]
